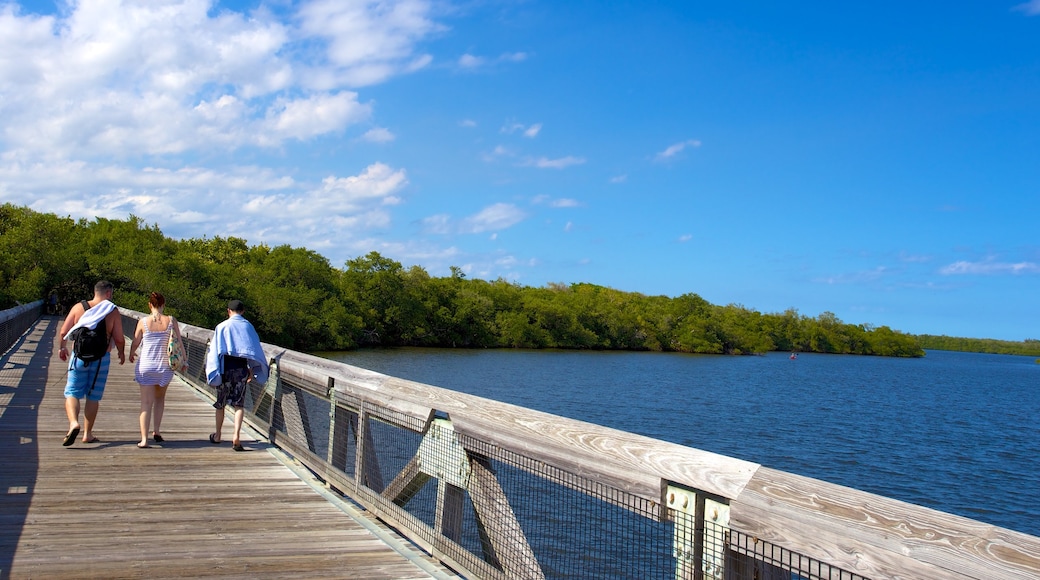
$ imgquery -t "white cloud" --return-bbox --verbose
[654,139,702,161]
[296,0,440,87]
[420,203,527,235]
[939,260,1040,275]
[264,92,372,143]
[814,267,889,285]
[0,1,540,283]
[532,195,579,207]
[1013,0,1040,15]
[457,51,528,70]
[362,127,396,143]
[609,174,627,183]
[500,120,541,138]
[501,52,528,62]
[523,123,542,138]
[523,155,585,169]
[421,214,453,235]
[0,0,441,160]
[678,234,692,242]
[461,203,526,233]
[459,53,484,68]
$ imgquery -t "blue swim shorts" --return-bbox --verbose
[64,353,111,401]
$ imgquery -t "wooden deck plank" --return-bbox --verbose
[0,317,460,580]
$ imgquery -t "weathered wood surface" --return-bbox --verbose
[0,317,459,580]
[730,466,1040,579]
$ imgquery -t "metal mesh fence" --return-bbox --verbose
[0,302,43,356]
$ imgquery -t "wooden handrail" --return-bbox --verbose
[118,307,1040,579]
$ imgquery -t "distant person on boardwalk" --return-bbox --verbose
[128,292,183,448]
[204,299,268,452]
[57,280,125,446]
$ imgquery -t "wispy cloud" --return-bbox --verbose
[422,203,527,235]
[678,234,692,242]
[609,174,628,184]
[654,139,701,162]
[814,266,889,285]
[939,260,1040,275]
[1012,0,1040,15]
[501,121,542,138]
[458,53,484,68]
[461,203,527,233]
[898,251,932,263]
[459,51,528,70]
[361,127,395,143]
[522,156,585,169]
[532,195,580,207]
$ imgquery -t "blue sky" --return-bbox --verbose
[1,0,1038,341]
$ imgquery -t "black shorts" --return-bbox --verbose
[214,358,250,409]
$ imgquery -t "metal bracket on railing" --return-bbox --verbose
[326,377,337,467]
[666,483,729,580]
[264,358,281,437]
[417,417,471,489]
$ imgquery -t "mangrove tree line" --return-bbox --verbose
[0,204,926,356]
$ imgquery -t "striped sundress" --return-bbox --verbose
[134,317,175,387]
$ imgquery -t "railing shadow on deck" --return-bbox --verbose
[0,301,46,576]
[4,303,1018,580]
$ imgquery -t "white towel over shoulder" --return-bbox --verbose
[63,300,116,340]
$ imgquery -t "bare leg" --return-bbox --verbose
[82,400,99,442]
[152,385,167,437]
[139,386,155,447]
[213,408,224,442]
[232,407,245,446]
[65,397,81,432]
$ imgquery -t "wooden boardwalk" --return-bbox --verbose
[0,317,461,580]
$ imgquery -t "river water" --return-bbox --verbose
[316,348,1040,537]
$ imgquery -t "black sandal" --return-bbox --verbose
[208,433,221,444]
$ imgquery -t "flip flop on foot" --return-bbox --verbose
[152,434,164,443]
[233,443,245,452]
[62,427,80,447]
[84,436,101,444]
[137,443,150,449]
[208,433,221,444]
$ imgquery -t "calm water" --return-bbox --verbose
[317,348,1040,537]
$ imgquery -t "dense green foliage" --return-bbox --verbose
[1,204,926,356]
[916,335,1040,357]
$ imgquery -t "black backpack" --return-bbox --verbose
[70,300,108,365]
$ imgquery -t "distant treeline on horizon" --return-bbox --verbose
[916,335,1040,357]
[3,203,1033,358]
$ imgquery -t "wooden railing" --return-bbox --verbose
[115,308,1040,580]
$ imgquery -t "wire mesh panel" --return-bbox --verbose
[0,302,42,356]
[476,451,672,578]
[670,514,871,580]
[726,528,869,580]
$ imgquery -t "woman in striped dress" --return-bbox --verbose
[128,292,182,448]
